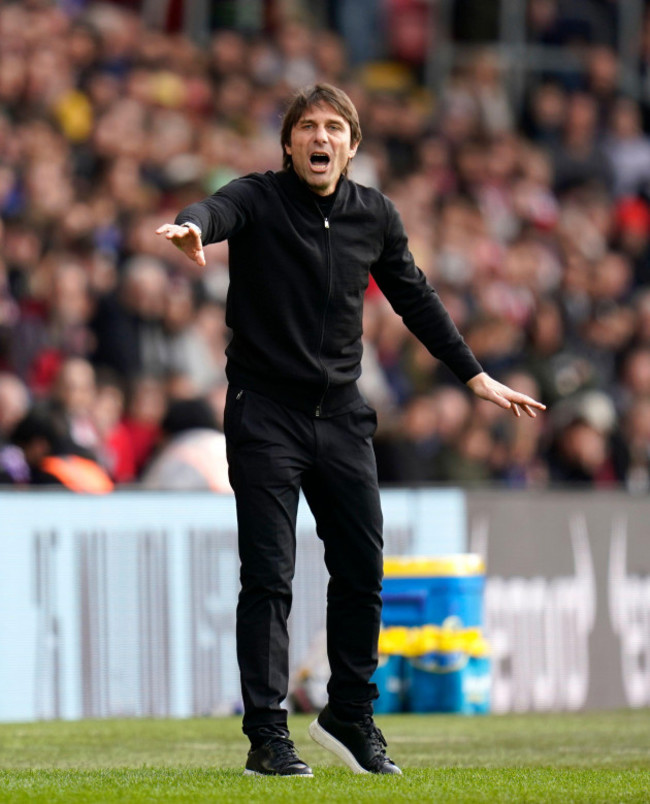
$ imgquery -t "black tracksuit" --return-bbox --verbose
[176,168,482,742]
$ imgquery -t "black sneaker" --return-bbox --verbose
[244,736,314,777]
[309,704,402,775]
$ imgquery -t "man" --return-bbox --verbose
[157,84,544,777]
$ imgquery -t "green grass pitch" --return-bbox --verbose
[0,711,648,802]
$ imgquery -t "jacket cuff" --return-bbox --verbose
[180,221,202,237]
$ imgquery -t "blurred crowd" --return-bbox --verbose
[3,0,650,491]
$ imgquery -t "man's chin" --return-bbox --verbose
[292,164,340,195]
[304,175,337,195]
[308,180,330,192]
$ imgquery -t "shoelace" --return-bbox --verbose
[267,736,302,769]
[358,716,388,757]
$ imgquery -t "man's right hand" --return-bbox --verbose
[156,223,206,267]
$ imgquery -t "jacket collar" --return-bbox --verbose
[275,168,349,210]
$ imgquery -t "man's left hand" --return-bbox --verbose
[466,372,546,418]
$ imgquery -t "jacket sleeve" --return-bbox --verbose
[174,175,259,245]
[370,197,482,384]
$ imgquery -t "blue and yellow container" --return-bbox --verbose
[404,624,467,713]
[402,624,492,714]
[372,627,409,714]
[462,628,492,714]
[381,555,485,629]
[374,624,492,714]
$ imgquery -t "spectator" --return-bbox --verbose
[551,92,613,195]
[469,49,514,136]
[375,392,439,483]
[523,81,567,147]
[3,0,650,489]
[603,97,650,198]
[165,289,228,397]
[584,46,620,131]
[92,368,136,482]
[494,369,547,487]
[614,198,650,287]
[0,371,31,484]
[523,298,596,404]
[0,372,29,444]
[618,346,650,404]
[91,255,171,378]
[6,407,113,492]
[121,374,166,475]
[10,258,94,394]
[140,396,230,491]
[546,391,619,486]
[616,397,650,493]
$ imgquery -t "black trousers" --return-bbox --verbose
[223,386,384,743]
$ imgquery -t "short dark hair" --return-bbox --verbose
[280,83,362,174]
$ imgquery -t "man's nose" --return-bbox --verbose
[314,125,328,142]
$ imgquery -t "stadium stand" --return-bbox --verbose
[2,0,650,491]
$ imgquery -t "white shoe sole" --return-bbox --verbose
[243,768,314,778]
[308,718,371,774]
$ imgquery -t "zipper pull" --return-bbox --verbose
[315,406,321,417]
[324,218,330,229]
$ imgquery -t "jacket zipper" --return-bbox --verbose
[314,207,332,417]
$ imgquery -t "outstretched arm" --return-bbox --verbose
[155,222,206,267]
[156,174,265,260]
[466,372,546,418]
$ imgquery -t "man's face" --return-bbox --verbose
[285,102,358,196]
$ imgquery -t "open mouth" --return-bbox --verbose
[309,153,331,170]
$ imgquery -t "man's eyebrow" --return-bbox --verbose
[298,115,346,126]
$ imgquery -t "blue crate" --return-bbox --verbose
[405,648,468,713]
[463,654,492,714]
[382,555,485,628]
[371,653,404,714]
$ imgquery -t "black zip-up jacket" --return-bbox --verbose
[176,169,482,416]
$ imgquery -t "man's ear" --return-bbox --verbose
[285,143,292,156]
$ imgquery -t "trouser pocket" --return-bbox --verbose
[223,386,246,446]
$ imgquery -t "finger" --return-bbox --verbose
[522,404,537,418]
[509,393,546,411]
[196,249,206,267]
[512,402,521,418]
[156,224,173,235]
[492,394,512,410]
[520,394,545,410]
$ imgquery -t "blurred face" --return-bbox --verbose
[611,100,641,139]
[0,375,29,435]
[57,359,96,415]
[561,422,607,475]
[124,265,169,320]
[93,385,124,435]
[128,378,166,424]
[566,94,597,140]
[52,264,91,325]
[285,102,358,196]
